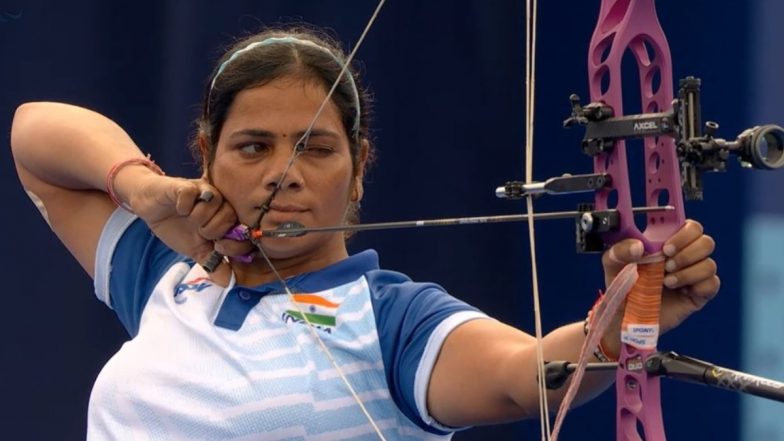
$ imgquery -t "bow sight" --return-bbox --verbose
[497,76,784,253]
[564,76,784,200]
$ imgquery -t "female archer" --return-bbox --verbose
[10,27,718,439]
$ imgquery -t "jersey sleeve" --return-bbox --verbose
[93,208,187,336]
[365,269,489,434]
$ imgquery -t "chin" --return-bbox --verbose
[256,236,311,259]
[258,233,345,263]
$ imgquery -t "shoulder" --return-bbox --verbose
[364,267,477,319]
[94,209,189,335]
[359,256,487,433]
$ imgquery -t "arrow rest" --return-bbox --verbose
[575,203,619,253]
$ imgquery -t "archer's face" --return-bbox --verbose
[211,75,361,263]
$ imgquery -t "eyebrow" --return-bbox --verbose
[228,128,343,141]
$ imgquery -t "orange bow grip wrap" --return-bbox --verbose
[621,259,665,349]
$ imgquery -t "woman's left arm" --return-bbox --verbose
[425,219,719,427]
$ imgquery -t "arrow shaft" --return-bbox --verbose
[261,205,673,237]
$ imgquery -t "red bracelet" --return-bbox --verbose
[105,155,164,212]
[595,336,619,363]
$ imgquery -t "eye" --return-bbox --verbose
[299,143,335,157]
[238,142,269,155]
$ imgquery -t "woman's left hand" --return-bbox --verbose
[602,219,720,334]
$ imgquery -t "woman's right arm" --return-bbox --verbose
[10,102,238,278]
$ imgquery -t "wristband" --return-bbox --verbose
[106,155,164,213]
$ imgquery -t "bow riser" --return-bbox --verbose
[590,0,685,249]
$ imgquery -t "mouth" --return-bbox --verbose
[252,204,309,229]
[253,202,308,213]
[267,204,307,213]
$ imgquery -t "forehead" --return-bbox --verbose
[221,76,345,135]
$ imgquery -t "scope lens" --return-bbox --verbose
[749,125,784,169]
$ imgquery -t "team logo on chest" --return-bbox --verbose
[173,277,212,304]
[282,294,341,333]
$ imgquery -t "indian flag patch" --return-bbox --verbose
[282,294,340,333]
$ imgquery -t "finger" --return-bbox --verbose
[176,181,222,216]
[662,220,703,257]
[663,257,717,289]
[682,275,721,308]
[167,181,200,215]
[214,238,255,257]
[667,275,720,312]
[192,241,220,268]
[151,178,199,214]
[664,234,715,273]
[602,239,644,269]
[659,276,719,334]
[197,202,238,241]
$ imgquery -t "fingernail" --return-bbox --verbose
[665,259,676,272]
[630,242,644,258]
[664,275,677,288]
[199,191,214,202]
[663,244,676,257]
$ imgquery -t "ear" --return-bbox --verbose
[352,139,370,202]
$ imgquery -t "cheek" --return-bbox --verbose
[319,184,347,213]
[209,158,249,203]
[326,168,355,198]
[312,171,354,218]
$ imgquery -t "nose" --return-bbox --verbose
[264,144,304,192]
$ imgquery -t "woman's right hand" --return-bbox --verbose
[118,169,255,276]
[10,102,257,280]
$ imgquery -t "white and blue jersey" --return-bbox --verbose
[88,209,488,440]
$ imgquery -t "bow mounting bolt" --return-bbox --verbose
[575,203,620,253]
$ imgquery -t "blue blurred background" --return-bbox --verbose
[1,1,782,440]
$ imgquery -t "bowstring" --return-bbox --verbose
[253,3,555,439]
[251,0,386,232]
[255,250,386,439]
[524,0,553,439]
[249,1,388,439]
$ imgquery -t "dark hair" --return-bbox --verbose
[193,27,374,175]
